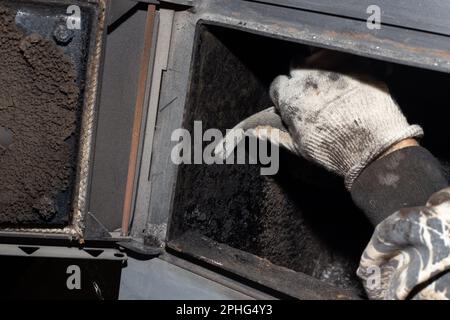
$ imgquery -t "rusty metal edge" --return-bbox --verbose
[121,4,157,236]
[167,232,362,300]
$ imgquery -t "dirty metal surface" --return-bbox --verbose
[0,246,125,299]
[198,0,450,73]
[89,5,149,233]
[0,5,80,227]
[243,0,450,37]
[0,0,107,239]
[148,0,450,299]
[168,24,373,296]
[147,0,450,250]
[168,232,360,300]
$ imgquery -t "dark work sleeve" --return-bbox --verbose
[350,146,448,226]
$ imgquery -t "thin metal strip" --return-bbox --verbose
[121,4,157,236]
[0,243,126,260]
[133,8,174,240]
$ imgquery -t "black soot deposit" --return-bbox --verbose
[169,25,377,296]
[0,6,79,225]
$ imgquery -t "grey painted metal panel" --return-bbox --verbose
[132,9,174,240]
[145,9,195,242]
[244,0,450,36]
[108,0,137,25]
[89,8,148,231]
[120,257,256,300]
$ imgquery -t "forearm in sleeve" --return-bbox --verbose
[350,146,448,226]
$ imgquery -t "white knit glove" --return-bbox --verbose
[269,61,423,189]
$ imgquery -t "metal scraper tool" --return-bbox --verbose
[214,107,296,159]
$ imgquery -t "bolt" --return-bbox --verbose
[53,22,74,45]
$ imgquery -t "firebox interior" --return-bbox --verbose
[168,23,450,297]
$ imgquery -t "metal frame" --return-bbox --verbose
[138,0,450,246]
[124,0,450,298]
[243,0,450,36]
[2,1,449,243]
[0,243,126,260]
[0,0,108,242]
[0,243,126,300]
[2,0,450,297]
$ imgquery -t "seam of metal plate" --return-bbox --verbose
[242,0,450,37]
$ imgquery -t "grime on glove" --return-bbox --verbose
[358,187,450,300]
[269,62,423,190]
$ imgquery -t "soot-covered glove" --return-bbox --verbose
[269,57,423,189]
[358,188,450,300]
[215,51,423,189]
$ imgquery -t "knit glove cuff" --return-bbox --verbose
[343,124,423,189]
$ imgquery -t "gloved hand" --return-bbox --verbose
[358,187,450,300]
[269,52,423,189]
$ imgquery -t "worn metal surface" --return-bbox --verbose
[120,256,256,300]
[197,0,450,73]
[161,253,276,299]
[89,6,148,232]
[138,0,450,299]
[0,247,125,299]
[132,8,174,241]
[107,0,136,26]
[243,0,450,36]
[168,233,359,300]
[121,4,157,236]
[118,239,162,257]
[0,0,107,240]
[169,23,373,294]
[0,243,126,260]
[145,0,450,247]
[129,10,160,239]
